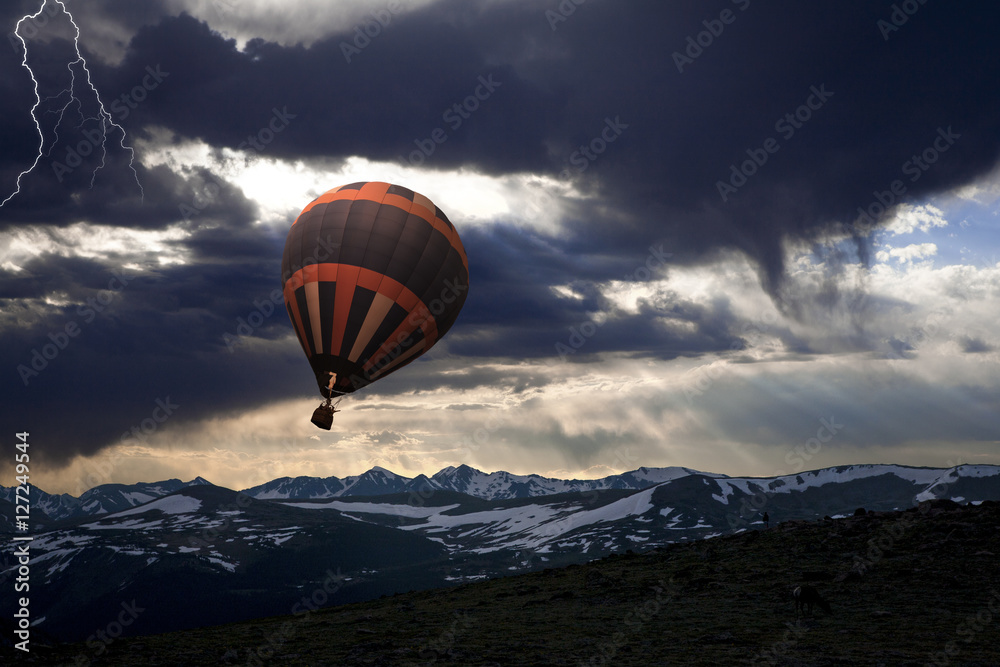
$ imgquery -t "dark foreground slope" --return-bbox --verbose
[10,499,1000,666]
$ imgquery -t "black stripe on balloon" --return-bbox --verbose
[384,215,433,289]
[298,206,319,275]
[318,280,337,357]
[285,302,308,354]
[283,216,305,284]
[317,200,350,267]
[388,209,439,296]
[418,247,469,339]
[292,287,315,357]
[370,326,427,376]
[409,231,452,299]
[357,301,410,367]
[340,200,381,267]
[436,206,455,231]
[363,201,410,276]
[281,223,295,283]
[340,286,376,358]
[386,183,415,201]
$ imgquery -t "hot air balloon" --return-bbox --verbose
[281,181,469,428]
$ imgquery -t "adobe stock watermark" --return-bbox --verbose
[516,445,639,569]
[69,397,180,495]
[405,611,476,667]
[399,74,501,167]
[521,113,629,222]
[877,0,930,41]
[6,0,61,53]
[397,407,512,511]
[72,402,178,495]
[72,600,145,666]
[178,106,296,220]
[725,416,843,531]
[187,491,254,550]
[244,435,302,485]
[849,457,964,577]
[245,567,347,665]
[119,396,180,446]
[339,275,468,390]
[682,293,795,403]
[672,0,752,73]
[224,235,339,351]
[554,244,670,361]
[753,619,809,666]
[109,65,169,121]
[716,83,834,202]
[926,589,1000,667]
[238,107,296,160]
[580,579,676,666]
[849,126,960,236]
[681,360,726,405]
[222,289,286,352]
[340,0,410,63]
[558,116,629,178]
[50,65,169,182]
[452,409,511,469]
[208,0,235,21]
[883,308,948,360]
[545,0,588,31]
[783,416,842,471]
[17,267,135,386]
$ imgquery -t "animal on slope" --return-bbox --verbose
[793,585,831,616]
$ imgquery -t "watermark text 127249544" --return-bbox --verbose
[13,431,33,652]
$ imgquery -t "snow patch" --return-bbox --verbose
[109,495,203,518]
[288,500,460,518]
[82,518,164,530]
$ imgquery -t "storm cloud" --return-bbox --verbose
[0,0,998,486]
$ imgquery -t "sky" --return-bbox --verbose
[0,0,998,496]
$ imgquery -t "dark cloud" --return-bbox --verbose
[960,336,992,354]
[6,1,1000,244]
[1,0,999,468]
[0,244,304,465]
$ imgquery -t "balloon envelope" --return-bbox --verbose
[281,182,469,398]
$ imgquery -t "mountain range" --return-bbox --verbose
[9,462,995,525]
[2,463,999,642]
[0,464,710,527]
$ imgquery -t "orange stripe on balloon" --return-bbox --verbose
[356,267,382,292]
[283,264,422,310]
[292,188,359,223]
[315,263,337,281]
[377,276,404,302]
[358,181,390,201]
[329,264,360,355]
[381,193,415,212]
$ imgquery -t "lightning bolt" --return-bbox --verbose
[1,0,143,208]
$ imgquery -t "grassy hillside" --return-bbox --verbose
[10,498,1000,666]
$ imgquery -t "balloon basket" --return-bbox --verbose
[311,400,337,430]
